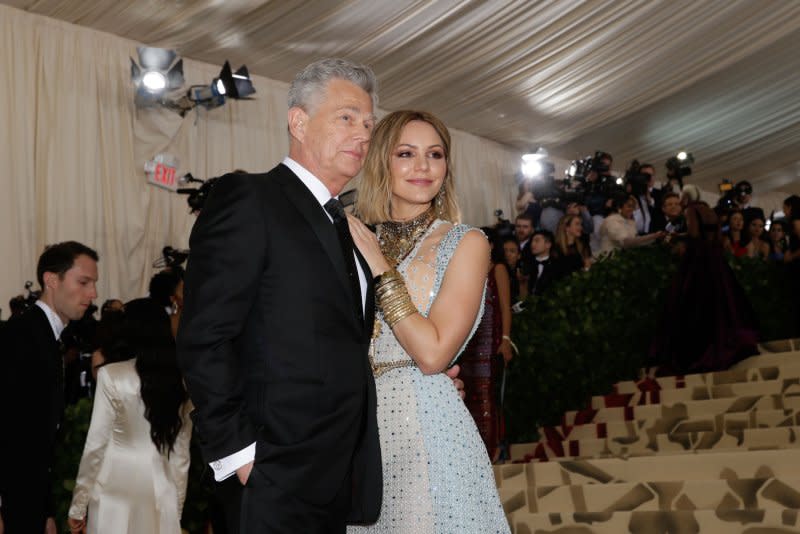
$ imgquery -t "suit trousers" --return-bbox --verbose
[218,464,352,534]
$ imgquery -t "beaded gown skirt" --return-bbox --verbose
[349,221,509,534]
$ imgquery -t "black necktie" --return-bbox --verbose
[324,198,363,319]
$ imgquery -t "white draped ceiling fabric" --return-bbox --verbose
[2,1,799,306]
[0,4,520,307]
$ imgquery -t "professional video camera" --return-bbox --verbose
[564,151,622,215]
[6,281,41,318]
[623,160,653,197]
[492,209,515,239]
[153,246,190,271]
[665,151,693,188]
[177,173,219,213]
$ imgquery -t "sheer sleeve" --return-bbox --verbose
[68,367,117,520]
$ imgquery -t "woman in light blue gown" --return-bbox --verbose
[347,110,510,533]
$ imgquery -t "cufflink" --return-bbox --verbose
[212,460,222,471]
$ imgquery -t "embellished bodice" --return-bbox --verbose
[371,220,485,368]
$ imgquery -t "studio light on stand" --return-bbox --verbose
[130,47,184,107]
[186,61,256,114]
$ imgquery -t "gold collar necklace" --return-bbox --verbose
[379,206,436,267]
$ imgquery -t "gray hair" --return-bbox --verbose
[288,58,378,113]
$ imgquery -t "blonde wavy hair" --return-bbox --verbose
[555,214,589,259]
[355,110,460,225]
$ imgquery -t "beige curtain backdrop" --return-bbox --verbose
[0,5,519,310]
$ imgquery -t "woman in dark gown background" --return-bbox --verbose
[650,202,758,374]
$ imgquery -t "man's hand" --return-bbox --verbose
[68,517,86,533]
[45,516,57,534]
[237,461,254,486]
[0,509,4,534]
[445,364,465,400]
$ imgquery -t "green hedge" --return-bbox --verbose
[504,245,798,443]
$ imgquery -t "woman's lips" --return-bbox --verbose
[407,179,433,186]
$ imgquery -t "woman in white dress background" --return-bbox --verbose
[68,298,192,534]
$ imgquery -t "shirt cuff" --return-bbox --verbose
[210,442,256,482]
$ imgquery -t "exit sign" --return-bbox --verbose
[145,154,180,192]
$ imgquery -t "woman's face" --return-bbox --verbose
[770,223,785,242]
[729,212,744,231]
[748,219,764,239]
[390,120,447,217]
[567,217,583,237]
[503,241,520,266]
[620,199,636,219]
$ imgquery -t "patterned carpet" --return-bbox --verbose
[495,339,800,533]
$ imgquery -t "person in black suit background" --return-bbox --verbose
[177,58,383,534]
[528,230,565,296]
[0,241,98,534]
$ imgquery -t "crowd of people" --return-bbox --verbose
[1,56,799,534]
[506,153,800,301]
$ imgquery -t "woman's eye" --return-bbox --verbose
[340,114,351,122]
[429,151,444,159]
[397,151,413,158]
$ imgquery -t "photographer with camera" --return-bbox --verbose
[624,160,660,235]
[729,181,765,226]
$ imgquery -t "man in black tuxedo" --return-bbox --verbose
[0,241,98,534]
[529,230,565,296]
[177,58,382,534]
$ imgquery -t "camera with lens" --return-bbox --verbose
[565,151,621,215]
[492,209,515,239]
[665,152,694,189]
[177,173,220,214]
[623,160,653,197]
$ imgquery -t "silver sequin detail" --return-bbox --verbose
[349,221,509,534]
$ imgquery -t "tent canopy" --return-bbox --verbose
[3,0,799,195]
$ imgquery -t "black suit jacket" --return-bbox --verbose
[530,258,567,296]
[0,305,63,531]
[177,165,381,523]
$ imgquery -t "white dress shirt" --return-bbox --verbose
[36,300,66,340]
[209,158,368,482]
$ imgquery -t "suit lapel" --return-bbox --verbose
[275,165,359,321]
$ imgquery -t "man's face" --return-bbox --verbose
[663,196,682,219]
[641,167,655,188]
[46,254,98,323]
[515,218,533,242]
[530,234,551,256]
[293,78,375,190]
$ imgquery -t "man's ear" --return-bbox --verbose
[288,107,308,142]
[42,272,57,291]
